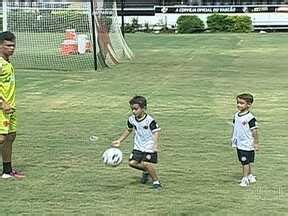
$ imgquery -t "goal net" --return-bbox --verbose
[4,0,133,71]
[94,0,134,68]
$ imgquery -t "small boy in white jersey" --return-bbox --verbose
[231,93,260,187]
[112,96,162,190]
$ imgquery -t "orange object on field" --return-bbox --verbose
[65,29,77,40]
[59,40,78,56]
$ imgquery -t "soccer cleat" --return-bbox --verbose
[1,169,26,180]
[140,172,149,184]
[1,173,14,179]
[239,177,249,187]
[1,171,25,180]
[248,174,256,183]
[151,183,162,190]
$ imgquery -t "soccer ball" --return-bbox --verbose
[102,147,123,167]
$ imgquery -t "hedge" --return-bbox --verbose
[228,16,252,33]
[207,14,252,33]
[177,15,205,33]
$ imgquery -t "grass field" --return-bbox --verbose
[1,32,288,215]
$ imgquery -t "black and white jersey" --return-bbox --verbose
[127,114,161,153]
[232,111,258,151]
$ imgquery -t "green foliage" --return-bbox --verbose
[207,14,230,32]
[176,15,205,33]
[207,14,252,33]
[143,23,153,33]
[124,18,139,33]
[229,16,252,33]
[131,18,140,30]
[160,27,175,34]
[124,23,136,33]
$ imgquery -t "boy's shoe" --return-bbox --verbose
[140,172,149,184]
[151,183,162,190]
[1,169,25,180]
[248,174,256,183]
[1,173,14,179]
[239,177,249,187]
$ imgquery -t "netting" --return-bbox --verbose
[94,0,134,68]
[4,0,133,71]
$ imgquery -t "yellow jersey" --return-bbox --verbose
[0,57,16,108]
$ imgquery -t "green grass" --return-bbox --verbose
[1,32,288,215]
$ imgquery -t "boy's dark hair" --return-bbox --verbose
[0,31,16,44]
[237,93,254,104]
[129,96,147,109]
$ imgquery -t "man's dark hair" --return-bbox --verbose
[129,96,147,109]
[0,31,16,44]
[237,93,254,104]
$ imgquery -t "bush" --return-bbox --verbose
[176,15,205,33]
[131,18,140,31]
[124,18,139,33]
[207,14,252,33]
[124,23,136,33]
[160,27,175,34]
[229,16,252,33]
[143,23,153,33]
[207,14,230,32]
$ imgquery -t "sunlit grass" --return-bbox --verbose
[0,33,287,215]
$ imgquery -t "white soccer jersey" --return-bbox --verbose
[232,111,258,151]
[127,114,161,153]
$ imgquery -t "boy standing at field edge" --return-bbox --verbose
[112,96,162,190]
[231,93,260,187]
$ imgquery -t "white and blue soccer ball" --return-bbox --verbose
[102,147,123,167]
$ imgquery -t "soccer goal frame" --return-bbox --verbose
[2,0,133,71]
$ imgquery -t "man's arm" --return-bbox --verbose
[0,67,11,113]
[112,128,132,147]
[252,128,259,151]
[0,96,4,108]
[0,95,13,114]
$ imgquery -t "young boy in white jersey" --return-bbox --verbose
[112,96,162,190]
[231,93,259,187]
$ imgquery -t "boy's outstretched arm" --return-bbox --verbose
[153,131,160,152]
[252,128,259,151]
[112,128,132,147]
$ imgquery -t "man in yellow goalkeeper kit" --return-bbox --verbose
[0,31,25,179]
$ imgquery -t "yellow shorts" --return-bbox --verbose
[0,111,16,134]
